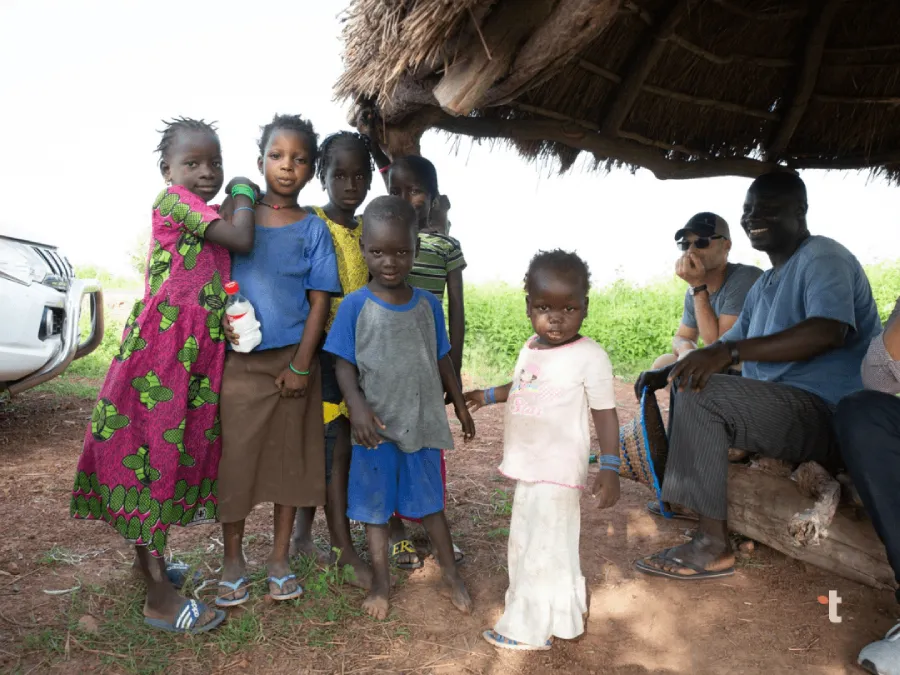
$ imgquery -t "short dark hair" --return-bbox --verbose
[155,117,218,164]
[750,170,807,207]
[524,249,592,295]
[362,195,418,239]
[316,131,374,185]
[258,114,319,163]
[391,155,439,199]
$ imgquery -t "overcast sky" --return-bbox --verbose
[2,0,899,287]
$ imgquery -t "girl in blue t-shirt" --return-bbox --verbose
[216,115,341,607]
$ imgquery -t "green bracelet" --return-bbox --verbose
[231,184,256,201]
[289,363,310,376]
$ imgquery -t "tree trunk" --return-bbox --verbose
[727,463,895,591]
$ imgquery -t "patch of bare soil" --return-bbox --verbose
[0,383,895,674]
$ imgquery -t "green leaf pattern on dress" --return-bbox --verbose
[177,232,204,270]
[131,370,174,411]
[157,300,180,332]
[188,374,219,410]
[198,271,226,342]
[148,240,172,296]
[121,446,161,486]
[90,399,130,441]
[163,419,194,467]
[177,335,200,372]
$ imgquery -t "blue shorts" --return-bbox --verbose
[347,443,444,525]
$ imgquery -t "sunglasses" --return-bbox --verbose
[677,235,724,251]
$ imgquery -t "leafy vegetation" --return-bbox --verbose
[463,261,900,385]
[33,261,900,399]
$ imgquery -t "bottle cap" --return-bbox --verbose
[224,281,240,295]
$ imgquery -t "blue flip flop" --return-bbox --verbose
[482,629,551,651]
[215,577,250,607]
[268,574,303,601]
[144,598,225,634]
[166,561,203,589]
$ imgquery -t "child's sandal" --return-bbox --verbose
[391,540,423,570]
[268,574,303,601]
[482,630,552,651]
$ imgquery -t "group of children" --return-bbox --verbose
[69,113,622,650]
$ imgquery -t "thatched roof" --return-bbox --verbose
[336,0,900,180]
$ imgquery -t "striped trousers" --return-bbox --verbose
[661,374,838,520]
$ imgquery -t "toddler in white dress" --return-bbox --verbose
[466,249,621,650]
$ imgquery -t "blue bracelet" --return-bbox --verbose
[234,206,254,214]
[485,387,496,405]
[599,454,620,471]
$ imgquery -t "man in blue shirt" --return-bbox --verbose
[632,170,880,581]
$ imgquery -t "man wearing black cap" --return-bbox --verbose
[632,171,881,587]
[651,213,762,370]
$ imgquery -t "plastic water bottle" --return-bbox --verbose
[224,281,262,352]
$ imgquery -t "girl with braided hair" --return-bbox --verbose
[290,130,376,589]
[70,118,258,633]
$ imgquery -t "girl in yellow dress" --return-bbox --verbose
[292,132,374,588]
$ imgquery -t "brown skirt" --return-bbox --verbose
[218,344,325,523]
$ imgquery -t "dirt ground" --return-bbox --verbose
[0,381,896,674]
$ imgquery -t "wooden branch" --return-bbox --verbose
[825,43,900,54]
[432,0,553,116]
[600,0,694,136]
[511,101,710,157]
[642,84,780,120]
[711,0,808,20]
[427,108,779,180]
[766,0,844,161]
[813,94,900,106]
[616,130,710,158]
[668,34,794,68]
[727,463,894,591]
[510,103,600,131]
[484,0,620,106]
[578,59,622,84]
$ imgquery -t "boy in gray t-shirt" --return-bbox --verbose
[324,196,474,622]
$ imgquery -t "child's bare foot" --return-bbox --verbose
[441,571,472,614]
[338,555,375,589]
[289,536,332,564]
[362,584,390,620]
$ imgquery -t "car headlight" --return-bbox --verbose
[0,242,39,286]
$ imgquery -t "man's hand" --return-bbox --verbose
[349,401,386,449]
[591,470,621,508]
[633,367,672,400]
[668,342,732,392]
[675,252,707,287]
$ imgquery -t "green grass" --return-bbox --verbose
[30,260,900,402]
[13,553,399,674]
[462,260,900,385]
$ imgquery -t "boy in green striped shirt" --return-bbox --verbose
[387,155,467,568]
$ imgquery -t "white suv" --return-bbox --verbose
[0,235,104,400]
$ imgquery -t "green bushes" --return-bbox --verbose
[462,264,900,386]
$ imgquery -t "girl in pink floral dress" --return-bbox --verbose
[70,118,257,634]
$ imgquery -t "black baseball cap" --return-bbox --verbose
[674,212,730,241]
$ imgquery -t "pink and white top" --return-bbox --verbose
[499,336,616,489]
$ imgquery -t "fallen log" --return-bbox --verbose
[726,462,895,591]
